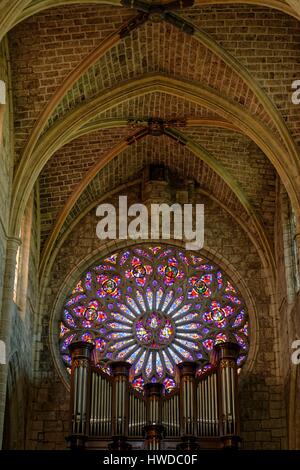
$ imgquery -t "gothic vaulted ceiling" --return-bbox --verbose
[1,0,300,281]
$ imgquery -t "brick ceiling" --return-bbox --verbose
[5,1,300,262]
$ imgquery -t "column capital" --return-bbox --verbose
[144,382,164,397]
[109,361,131,377]
[214,341,240,363]
[69,341,94,360]
[177,361,198,377]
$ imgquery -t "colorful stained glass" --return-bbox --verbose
[94,338,106,351]
[161,290,174,311]
[125,256,153,286]
[224,294,241,305]
[73,305,86,317]
[217,271,223,289]
[163,377,176,394]
[234,334,248,350]
[132,376,144,393]
[72,280,84,294]
[81,332,93,343]
[162,351,174,375]
[66,294,86,306]
[168,296,183,315]
[135,321,152,344]
[59,244,250,394]
[203,339,214,350]
[110,312,132,324]
[117,344,136,359]
[215,333,227,343]
[156,353,164,377]
[62,355,71,366]
[146,287,153,310]
[104,253,118,264]
[147,312,162,329]
[196,264,214,271]
[64,311,76,328]
[239,322,249,336]
[61,334,76,351]
[119,250,130,265]
[232,312,245,328]
[60,323,69,338]
[177,323,199,331]
[145,353,153,377]
[158,320,174,342]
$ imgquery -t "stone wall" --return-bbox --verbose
[26,182,287,450]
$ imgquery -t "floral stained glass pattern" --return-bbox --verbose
[59,244,250,393]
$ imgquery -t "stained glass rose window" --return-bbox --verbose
[59,244,249,393]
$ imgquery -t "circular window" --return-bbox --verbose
[59,244,249,393]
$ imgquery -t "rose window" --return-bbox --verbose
[59,244,250,394]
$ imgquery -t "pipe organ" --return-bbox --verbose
[67,341,241,450]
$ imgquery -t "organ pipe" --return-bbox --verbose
[109,361,131,450]
[177,361,199,451]
[144,383,164,450]
[67,341,94,449]
[215,342,240,449]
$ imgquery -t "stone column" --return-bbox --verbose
[109,361,131,451]
[66,341,94,449]
[177,361,199,451]
[0,236,21,448]
[144,382,164,450]
[215,342,240,449]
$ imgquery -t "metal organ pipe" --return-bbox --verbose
[67,341,94,449]
[109,361,131,450]
[177,362,199,451]
[215,342,240,449]
[144,383,164,450]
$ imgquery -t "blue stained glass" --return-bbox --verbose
[119,250,130,265]
[161,290,174,311]
[145,353,153,377]
[117,344,136,359]
[162,351,174,375]
[64,311,76,328]
[177,323,199,331]
[146,287,153,310]
[136,290,146,312]
[110,312,133,324]
[155,287,164,309]
[167,296,183,315]
[155,353,164,378]
[108,332,131,340]
[127,348,140,364]
[126,296,140,315]
[172,304,192,319]
[117,303,136,319]
[175,313,199,324]
[107,322,131,331]
[110,339,133,351]
[176,338,198,349]
[60,244,249,393]
[66,294,86,306]
[167,346,181,364]
[172,344,193,360]
[104,253,118,264]
[135,351,146,374]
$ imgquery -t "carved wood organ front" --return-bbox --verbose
[67,341,241,450]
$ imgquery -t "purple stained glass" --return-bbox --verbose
[59,244,249,394]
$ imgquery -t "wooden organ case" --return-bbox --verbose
[66,341,241,450]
